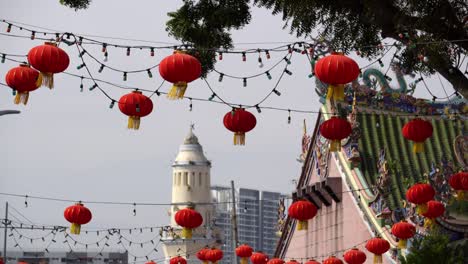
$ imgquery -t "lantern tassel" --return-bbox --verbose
[456,190,466,201]
[416,203,428,215]
[424,218,435,229]
[240,257,248,264]
[14,92,29,105]
[70,223,81,235]
[233,132,246,146]
[329,140,341,152]
[297,220,308,230]
[398,239,407,249]
[167,82,187,100]
[127,116,141,130]
[181,227,192,239]
[40,72,54,89]
[326,84,345,101]
[413,142,424,153]
[373,254,382,264]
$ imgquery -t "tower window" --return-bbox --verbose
[177,172,181,186]
[199,173,202,186]
[183,172,188,186]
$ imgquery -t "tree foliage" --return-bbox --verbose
[59,0,91,10]
[399,231,467,264]
[61,0,467,96]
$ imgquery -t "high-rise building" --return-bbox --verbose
[161,128,221,264]
[211,186,287,263]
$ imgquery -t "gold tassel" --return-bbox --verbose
[40,72,54,89]
[127,116,141,130]
[297,220,308,230]
[398,239,407,249]
[233,132,246,146]
[181,228,192,239]
[373,254,382,264]
[14,92,30,105]
[326,84,345,101]
[240,258,248,264]
[424,218,434,229]
[413,142,424,153]
[329,140,341,152]
[167,82,187,100]
[416,203,428,215]
[203,262,208,264]
[456,190,466,201]
[70,223,81,235]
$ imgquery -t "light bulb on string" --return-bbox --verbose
[76,63,85,70]
[242,52,246,62]
[284,69,292,75]
[189,98,193,112]
[80,77,84,92]
[104,51,108,62]
[273,89,281,96]
[78,50,86,58]
[258,56,264,68]
[256,105,261,113]
[126,47,131,56]
[288,45,292,53]
[109,100,115,109]
[218,73,224,82]
[89,83,98,91]
[30,31,35,40]
[133,203,137,216]
[55,33,60,42]
[265,50,271,59]
[265,71,272,80]
[98,64,104,73]
[243,78,247,87]
[24,195,28,208]
[287,110,291,124]
[378,59,384,67]
[102,43,107,53]
[6,23,11,32]
[209,93,216,101]
[147,69,153,78]
[150,48,155,57]
[1,54,5,63]
[77,36,83,45]
[218,52,223,60]
[284,57,291,64]
[123,72,127,81]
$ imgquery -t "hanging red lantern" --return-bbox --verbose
[251,252,269,264]
[319,116,352,152]
[406,183,435,214]
[421,200,445,229]
[205,248,223,264]
[285,260,300,264]
[236,244,253,264]
[223,108,257,145]
[145,261,156,264]
[64,203,92,235]
[267,259,285,264]
[449,172,468,200]
[304,260,320,264]
[402,118,433,153]
[169,256,187,264]
[174,207,203,239]
[343,248,367,264]
[323,256,343,264]
[365,237,390,264]
[27,42,70,89]
[118,91,153,130]
[197,248,210,264]
[391,221,416,249]
[5,64,42,105]
[288,200,317,230]
[314,52,359,101]
[159,51,202,100]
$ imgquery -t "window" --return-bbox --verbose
[177,172,181,185]
[183,172,188,185]
[198,173,202,186]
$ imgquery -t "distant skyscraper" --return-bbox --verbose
[211,186,287,263]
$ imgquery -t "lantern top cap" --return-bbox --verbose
[44,42,58,47]
[19,63,30,67]
[331,51,344,55]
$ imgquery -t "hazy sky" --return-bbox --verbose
[0,0,454,258]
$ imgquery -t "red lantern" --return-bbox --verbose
[118,91,153,130]
[159,51,202,99]
[323,256,343,264]
[205,248,223,264]
[449,172,468,200]
[236,244,253,264]
[174,208,203,239]
[304,260,320,264]
[402,118,433,153]
[406,183,435,214]
[146,261,156,264]
[169,256,187,264]
[320,116,352,152]
[223,108,257,145]
[267,259,284,264]
[27,42,70,89]
[288,200,317,230]
[197,248,210,264]
[422,200,445,229]
[285,260,300,264]
[365,237,390,264]
[64,203,92,235]
[5,64,42,105]
[343,248,367,264]
[391,221,416,249]
[314,52,359,101]
[251,252,269,264]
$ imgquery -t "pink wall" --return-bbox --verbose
[283,157,392,264]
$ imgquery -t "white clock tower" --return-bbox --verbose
[161,127,220,263]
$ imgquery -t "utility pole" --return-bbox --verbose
[3,202,8,263]
[230,181,239,264]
